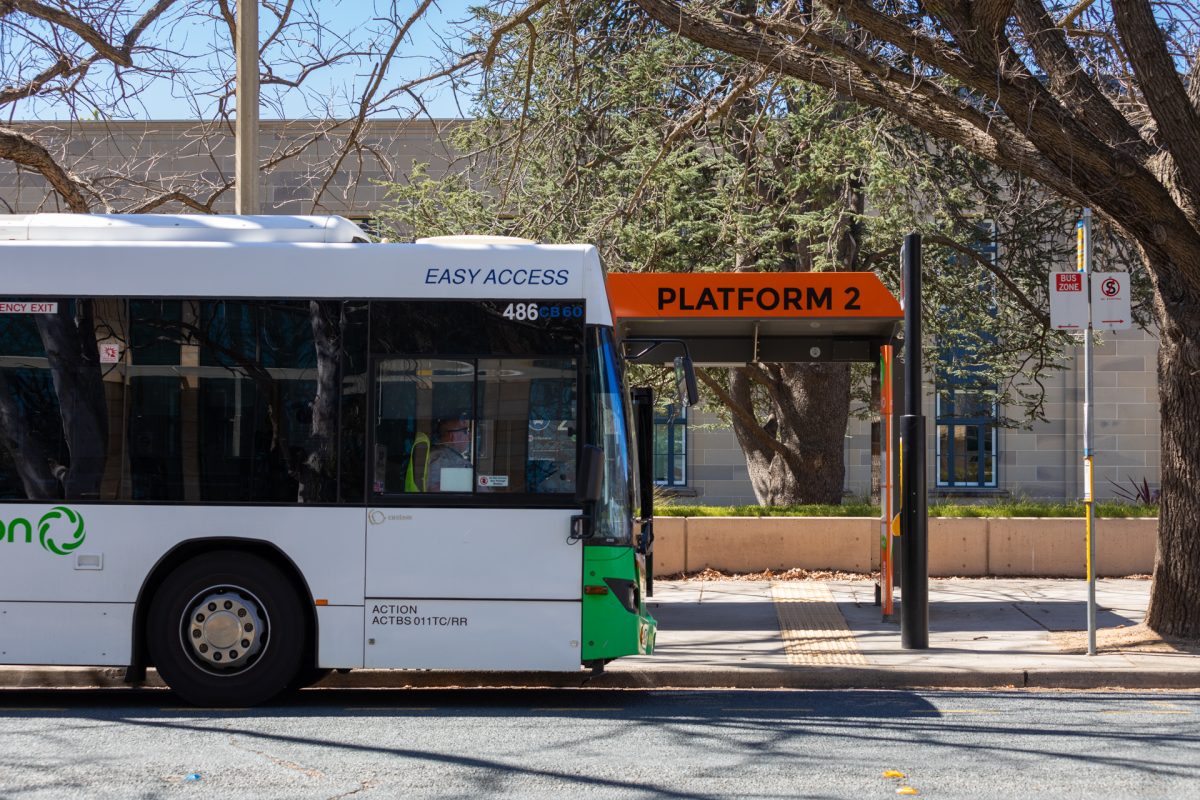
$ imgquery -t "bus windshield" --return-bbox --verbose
[588,328,638,545]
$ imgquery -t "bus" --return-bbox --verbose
[0,214,657,706]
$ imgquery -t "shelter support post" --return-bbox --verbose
[872,363,882,606]
[879,344,896,620]
[900,233,929,649]
[632,387,656,597]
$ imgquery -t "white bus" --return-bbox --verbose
[0,214,657,705]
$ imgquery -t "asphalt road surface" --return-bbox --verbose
[0,688,1196,799]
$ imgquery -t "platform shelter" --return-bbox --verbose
[607,271,905,616]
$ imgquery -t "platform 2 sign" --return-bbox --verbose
[607,273,902,320]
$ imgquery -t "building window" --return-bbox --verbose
[653,405,686,487]
[936,219,1000,489]
[936,388,998,488]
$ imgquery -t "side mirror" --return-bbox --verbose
[673,355,698,407]
[576,444,604,504]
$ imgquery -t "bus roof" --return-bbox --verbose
[0,213,369,243]
[0,215,611,324]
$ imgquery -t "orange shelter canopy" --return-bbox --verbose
[608,272,902,364]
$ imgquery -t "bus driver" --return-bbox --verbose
[427,417,472,492]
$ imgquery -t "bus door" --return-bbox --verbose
[362,351,583,671]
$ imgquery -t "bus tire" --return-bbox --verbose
[147,551,304,707]
[289,666,333,692]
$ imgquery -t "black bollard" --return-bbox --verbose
[900,233,929,649]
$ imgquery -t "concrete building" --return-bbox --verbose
[0,119,463,216]
[1,119,1161,504]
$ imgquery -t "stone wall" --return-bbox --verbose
[651,516,1157,578]
[1,119,464,215]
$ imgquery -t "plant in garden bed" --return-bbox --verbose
[656,501,1157,518]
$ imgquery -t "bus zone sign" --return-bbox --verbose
[1049,272,1131,330]
[1050,272,1089,330]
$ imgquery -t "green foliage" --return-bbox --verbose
[657,502,879,517]
[656,501,1157,518]
[1106,475,1160,506]
[928,501,1157,519]
[376,1,1129,427]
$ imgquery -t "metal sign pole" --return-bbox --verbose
[1079,208,1097,656]
[235,0,260,215]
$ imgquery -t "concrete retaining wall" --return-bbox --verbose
[652,516,1156,578]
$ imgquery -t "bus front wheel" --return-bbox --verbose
[147,551,304,707]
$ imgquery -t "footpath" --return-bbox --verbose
[2,578,1198,693]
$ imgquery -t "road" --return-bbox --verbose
[0,688,1196,799]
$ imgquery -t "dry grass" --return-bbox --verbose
[662,567,877,582]
[1051,623,1200,654]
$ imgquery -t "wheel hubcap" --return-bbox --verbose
[183,587,267,672]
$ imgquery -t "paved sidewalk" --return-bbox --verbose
[606,578,1200,689]
[2,578,1197,693]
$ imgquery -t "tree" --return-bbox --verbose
[383,0,1098,505]
[0,0,478,213]
[627,0,1200,637]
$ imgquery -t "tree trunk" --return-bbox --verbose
[34,301,108,500]
[0,370,61,498]
[727,362,850,504]
[1145,262,1200,638]
[296,300,343,504]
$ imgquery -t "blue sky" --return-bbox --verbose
[13,0,481,121]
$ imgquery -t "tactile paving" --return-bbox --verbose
[771,582,867,665]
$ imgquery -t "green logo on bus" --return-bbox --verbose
[0,506,86,556]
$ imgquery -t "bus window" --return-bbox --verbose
[475,358,576,494]
[368,299,584,500]
[0,300,114,501]
[372,358,473,494]
[587,329,636,543]
[0,297,356,505]
[337,301,369,505]
[371,356,579,496]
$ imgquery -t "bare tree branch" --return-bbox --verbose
[310,0,436,210]
[124,188,221,214]
[1010,0,1148,156]
[10,0,178,67]
[481,0,555,70]
[632,0,1077,199]
[634,0,1200,289]
[0,126,89,211]
[695,366,793,464]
